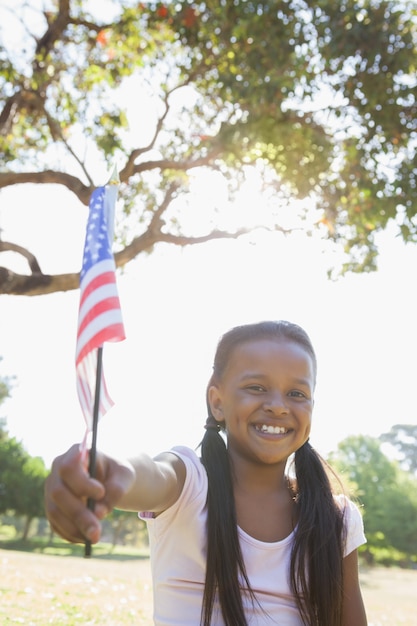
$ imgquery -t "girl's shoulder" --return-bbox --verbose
[333,493,363,515]
[168,445,207,484]
[286,478,361,514]
[333,494,367,555]
[170,445,202,465]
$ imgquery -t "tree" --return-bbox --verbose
[1,0,416,296]
[0,360,12,407]
[0,367,18,510]
[15,455,49,540]
[331,435,417,560]
[103,508,148,550]
[0,428,29,513]
[380,424,417,474]
[0,423,48,538]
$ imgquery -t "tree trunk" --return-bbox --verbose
[22,515,32,541]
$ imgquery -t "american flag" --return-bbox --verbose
[76,184,125,432]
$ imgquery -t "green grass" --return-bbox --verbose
[0,536,150,560]
[0,546,154,625]
[1,542,417,624]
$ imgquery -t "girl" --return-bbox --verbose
[45,320,367,625]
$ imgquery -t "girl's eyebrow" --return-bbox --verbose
[292,377,313,388]
[239,372,268,380]
[239,373,312,387]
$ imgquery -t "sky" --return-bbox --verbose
[0,0,416,468]
[1,183,416,468]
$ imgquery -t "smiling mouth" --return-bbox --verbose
[255,424,289,435]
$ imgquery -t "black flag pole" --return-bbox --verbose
[84,345,103,558]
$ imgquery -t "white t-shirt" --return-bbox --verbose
[140,446,366,625]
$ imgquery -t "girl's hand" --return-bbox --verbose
[44,444,135,544]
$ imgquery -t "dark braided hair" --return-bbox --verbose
[291,442,344,624]
[200,321,345,626]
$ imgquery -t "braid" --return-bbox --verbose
[290,441,344,626]
[200,414,252,626]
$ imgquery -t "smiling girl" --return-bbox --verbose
[45,321,367,625]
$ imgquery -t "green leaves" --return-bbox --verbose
[1,0,416,291]
[331,434,417,561]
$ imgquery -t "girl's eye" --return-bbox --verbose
[246,384,266,392]
[289,390,306,399]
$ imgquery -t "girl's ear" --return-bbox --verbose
[207,385,224,423]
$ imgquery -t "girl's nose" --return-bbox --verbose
[263,392,289,415]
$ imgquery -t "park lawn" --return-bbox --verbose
[360,565,417,625]
[1,548,417,625]
[0,548,153,625]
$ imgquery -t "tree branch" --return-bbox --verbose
[0,242,42,274]
[0,171,93,205]
[0,155,217,204]
[0,267,79,296]
[44,111,94,186]
[113,224,291,267]
[35,0,70,55]
[119,96,171,180]
[120,152,222,182]
[147,181,181,234]
[0,93,21,137]
[119,77,195,180]
[0,225,290,296]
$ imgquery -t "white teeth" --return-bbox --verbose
[257,424,288,435]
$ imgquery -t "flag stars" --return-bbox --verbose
[80,189,114,277]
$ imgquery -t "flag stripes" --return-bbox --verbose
[75,186,125,431]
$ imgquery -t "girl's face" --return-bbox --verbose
[208,338,315,468]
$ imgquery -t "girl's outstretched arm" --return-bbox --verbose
[342,549,367,626]
[44,444,186,545]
